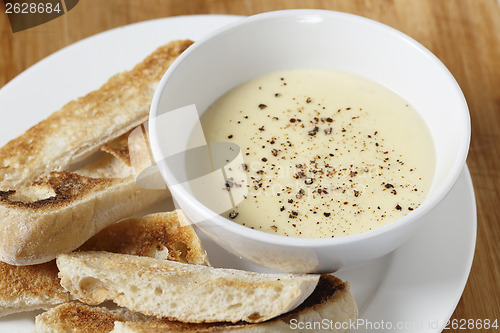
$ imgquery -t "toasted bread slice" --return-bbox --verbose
[0,211,208,317]
[34,302,150,333]
[0,130,171,265]
[0,40,193,265]
[0,261,70,317]
[75,210,208,265]
[0,165,168,265]
[34,275,356,333]
[56,252,319,324]
[112,275,356,333]
[0,40,193,190]
[79,211,209,266]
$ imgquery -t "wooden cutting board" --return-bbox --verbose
[1,1,499,332]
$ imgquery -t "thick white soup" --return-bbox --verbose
[201,69,435,238]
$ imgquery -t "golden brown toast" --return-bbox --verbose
[0,151,168,265]
[0,40,193,190]
[34,302,148,333]
[0,261,70,317]
[34,275,356,333]
[0,210,209,317]
[0,40,194,265]
[56,252,320,324]
[113,275,356,332]
[79,212,209,266]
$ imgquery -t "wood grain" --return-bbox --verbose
[1,0,499,331]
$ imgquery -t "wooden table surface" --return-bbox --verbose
[1,1,499,331]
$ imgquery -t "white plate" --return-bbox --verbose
[0,15,476,332]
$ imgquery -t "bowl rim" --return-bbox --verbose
[149,9,471,247]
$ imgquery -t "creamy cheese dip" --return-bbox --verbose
[201,69,435,238]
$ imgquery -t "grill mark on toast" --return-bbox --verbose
[0,171,117,209]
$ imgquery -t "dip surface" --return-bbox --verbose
[201,69,435,238]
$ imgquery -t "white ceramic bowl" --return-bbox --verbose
[149,10,470,273]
